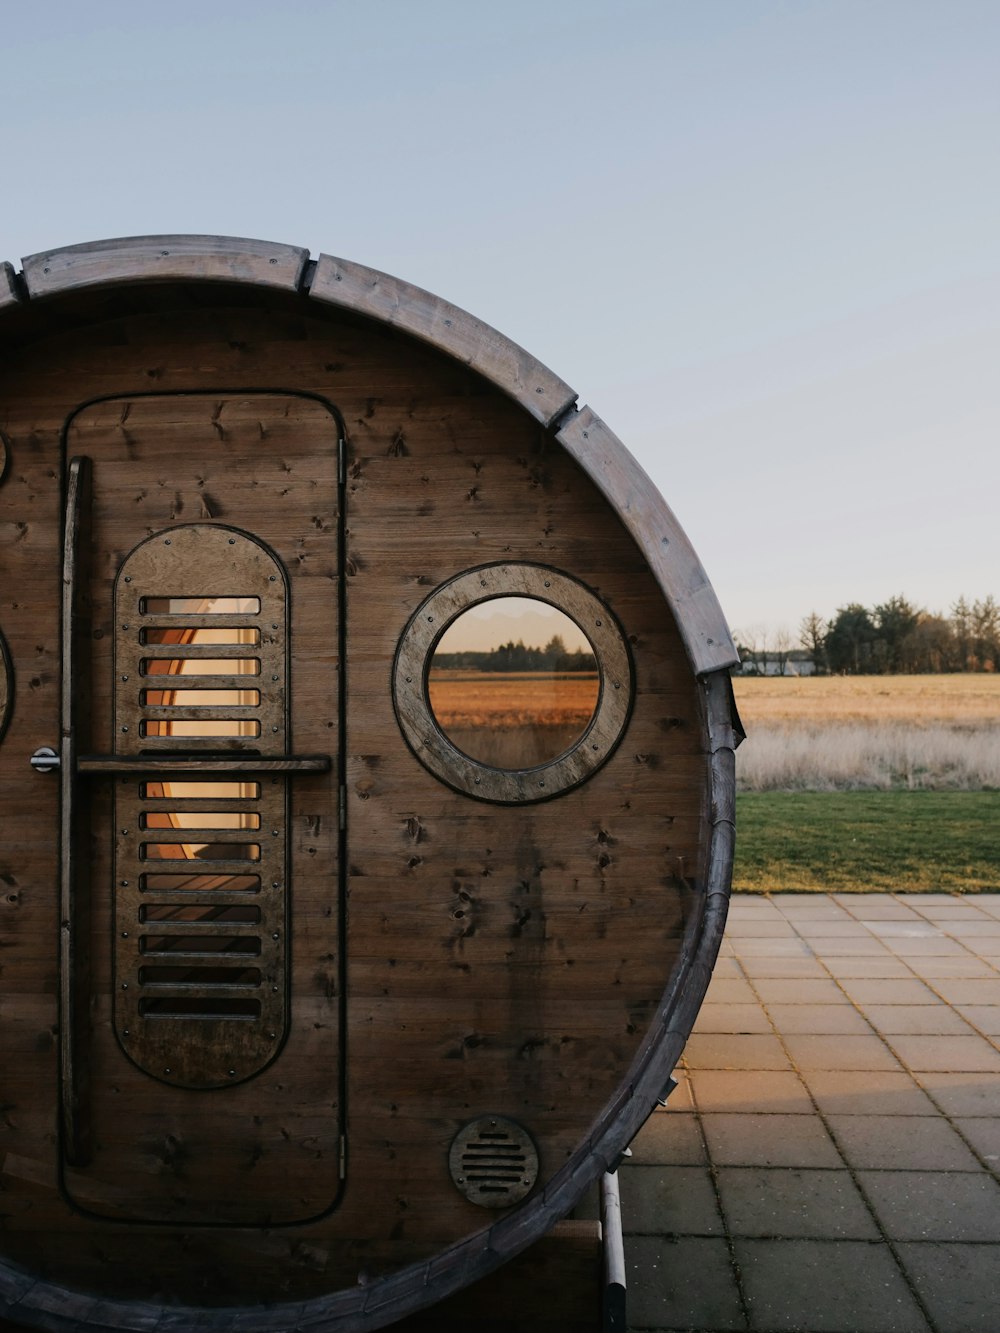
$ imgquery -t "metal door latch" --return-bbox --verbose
[30,745,60,773]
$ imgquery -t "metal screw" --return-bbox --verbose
[121,931,128,938]
[121,982,128,989]
[164,538,171,545]
[272,725,279,733]
[595,619,602,627]
[228,538,236,545]
[272,932,280,940]
[122,623,129,630]
[271,828,279,836]
[271,674,278,681]
[269,575,276,582]
[121,828,129,835]
[228,1070,236,1077]
[272,881,280,889]
[121,880,129,886]
[121,725,129,733]
[121,674,129,681]
[124,575,131,583]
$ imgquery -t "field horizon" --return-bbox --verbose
[730,675,999,892]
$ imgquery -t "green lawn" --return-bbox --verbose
[733,790,1000,893]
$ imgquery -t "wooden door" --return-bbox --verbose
[59,392,344,1226]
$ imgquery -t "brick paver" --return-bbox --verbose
[622,892,1000,1333]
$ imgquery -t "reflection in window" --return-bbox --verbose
[141,782,259,800]
[142,656,261,672]
[139,872,260,893]
[140,596,261,614]
[141,841,261,862]
[427,597,600,768]
[140,719,262,738]
[138,621,261,739]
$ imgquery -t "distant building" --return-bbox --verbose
[739,651,816,676]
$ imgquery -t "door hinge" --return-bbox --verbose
[339,1134,347,1180]
[339,784,346,831]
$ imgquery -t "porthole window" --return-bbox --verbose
[393,564,633,803]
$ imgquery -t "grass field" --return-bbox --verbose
[731,675,1000,892]
[732,674,1000,791]
[734,790,1000,892]
[426,670,599,767]
[732,672,1000,724]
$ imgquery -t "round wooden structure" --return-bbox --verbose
[0,236,740,1331]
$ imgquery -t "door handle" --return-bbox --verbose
[30,745,61,773]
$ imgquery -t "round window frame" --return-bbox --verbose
[393,563,633,804]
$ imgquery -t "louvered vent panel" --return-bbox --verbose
[111,525,289,1088]
[448,1116,539,1207]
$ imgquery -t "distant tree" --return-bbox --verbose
[798,612,827,673]
[734,625,769,675]
[951,596,974,671]
[905,614,954,673]
[972,596,1000,672]
[824,604,877,674]
[772,626,793,676]
[873,595,921,673]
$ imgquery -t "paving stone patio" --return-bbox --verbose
[621,892,1000,1333]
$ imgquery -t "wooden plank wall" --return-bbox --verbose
[0,290,710,1315]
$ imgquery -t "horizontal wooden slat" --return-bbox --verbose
[310,254,577,428]
[78,754,330,774]
[139,705,261,720]
[20,235,309,300]
[140,646,262,660]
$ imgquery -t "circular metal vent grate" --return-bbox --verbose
[448,1116,540,1208]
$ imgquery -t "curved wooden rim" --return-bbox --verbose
[0,261,18,310]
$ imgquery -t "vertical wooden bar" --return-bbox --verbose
[60,456,92,1166]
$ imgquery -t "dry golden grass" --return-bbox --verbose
[733,675,1000,791]
[427,671,599,729]
[733,673,1000,725]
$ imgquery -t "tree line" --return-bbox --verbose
[738,595,999,675]
[435,634,597,674]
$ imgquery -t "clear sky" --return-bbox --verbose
[3,0,997,645]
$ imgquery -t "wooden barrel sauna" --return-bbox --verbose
[0,236,741,1331]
